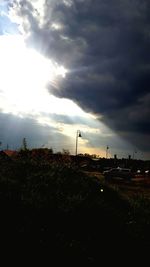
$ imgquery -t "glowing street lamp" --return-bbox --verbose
[75,130,82,156]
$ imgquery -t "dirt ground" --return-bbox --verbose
[108,177,150,200]
[84,171,150,200]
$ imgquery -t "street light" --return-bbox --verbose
[75,130,82,156]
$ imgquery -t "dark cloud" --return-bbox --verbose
[0,112,71,151]
[7,0,150,154]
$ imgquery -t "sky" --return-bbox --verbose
[0,0,150,159]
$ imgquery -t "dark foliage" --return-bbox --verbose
[0,157,149,262]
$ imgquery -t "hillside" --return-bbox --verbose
[0,154,150,262]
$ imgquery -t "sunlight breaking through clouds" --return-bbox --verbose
[0,0,148,158]
[0,34,69,115]
[0,33,109,155]
[0,33,136,158]
[0,34,97,128]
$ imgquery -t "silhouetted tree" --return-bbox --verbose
[22,137,27,150]
[62,149,70,155]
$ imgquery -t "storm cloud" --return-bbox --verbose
[0,112,74,151]
[2,0,150,155]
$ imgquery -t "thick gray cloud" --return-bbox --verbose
[0,112,71,151]
[5,0,150,154]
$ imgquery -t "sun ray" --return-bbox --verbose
[0,34,68,112]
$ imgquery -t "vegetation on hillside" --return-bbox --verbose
[0,151,150,262]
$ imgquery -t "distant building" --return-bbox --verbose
[3,150,18,158]
[0,150,11,161]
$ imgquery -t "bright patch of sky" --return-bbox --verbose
[0,1,19,35]
[0,34,91,118]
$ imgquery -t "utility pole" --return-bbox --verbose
[106,145,109,159]
[133,150,137,160]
